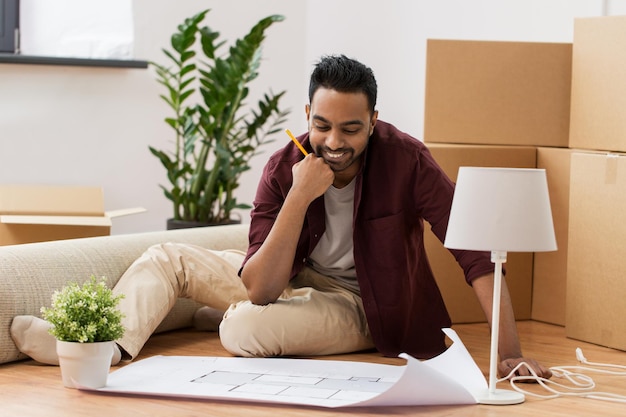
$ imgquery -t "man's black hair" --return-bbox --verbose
[309,55,377,113]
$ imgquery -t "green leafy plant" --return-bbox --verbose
[41,276,125,343]
[149,9,290,225]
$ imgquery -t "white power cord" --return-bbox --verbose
[497,348,626,403]
[574,347,626,375]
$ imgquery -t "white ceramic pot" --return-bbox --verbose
[56,340,114,389]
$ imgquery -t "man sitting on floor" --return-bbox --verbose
[11,54,551,380]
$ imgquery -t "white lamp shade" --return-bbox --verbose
[444,167,557,253]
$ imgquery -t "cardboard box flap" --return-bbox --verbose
[0,185,104,216]
[0,214,111,227]
[0,207,146,227]
[105,207,147,218]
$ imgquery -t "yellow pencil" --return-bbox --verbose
[285,129,308,156]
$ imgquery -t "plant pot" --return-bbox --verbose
[166,218,241,230]
[57,340,115,389]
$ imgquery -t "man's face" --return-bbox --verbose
[306,88,378,183]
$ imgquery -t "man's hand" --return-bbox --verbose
[499,357,553,380]
[291,153,334,204]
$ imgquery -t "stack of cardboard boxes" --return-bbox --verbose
[422,15,626,352]
[423,38,572,325]
[565,16,626,352]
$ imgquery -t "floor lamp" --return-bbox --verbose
[444,167,557,405]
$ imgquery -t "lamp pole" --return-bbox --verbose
[477,250,525,405]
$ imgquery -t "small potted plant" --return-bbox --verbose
[41,275,125,389]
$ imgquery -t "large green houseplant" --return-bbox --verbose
[150,9,289,227]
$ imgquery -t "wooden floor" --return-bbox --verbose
[1,321,625,416]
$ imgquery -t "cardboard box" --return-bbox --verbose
[531,148,573,326]
[566,152,626,351]
[569,16,626,153]
[0,185,145,246]
[424,39,572,147]
[425,143,536,323]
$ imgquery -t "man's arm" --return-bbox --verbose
[472,273,553,379]
[241,154,334,305]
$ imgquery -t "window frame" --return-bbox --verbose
[0,0,19,53]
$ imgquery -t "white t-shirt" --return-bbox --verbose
[308,178,359,293]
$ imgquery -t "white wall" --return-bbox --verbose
[1,0,623,235]
[304,0,608,139]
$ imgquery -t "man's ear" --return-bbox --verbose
[370,110,379,135]
[305,104,311,121]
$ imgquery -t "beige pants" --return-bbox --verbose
[113,243,374,359]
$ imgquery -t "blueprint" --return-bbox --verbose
[86,328,487,408]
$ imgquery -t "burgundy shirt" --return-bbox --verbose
[242,120,493,358]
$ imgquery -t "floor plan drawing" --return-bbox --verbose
[190,363,397,403]
[88,329,487,408]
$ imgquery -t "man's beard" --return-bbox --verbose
[313,146,357,172]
